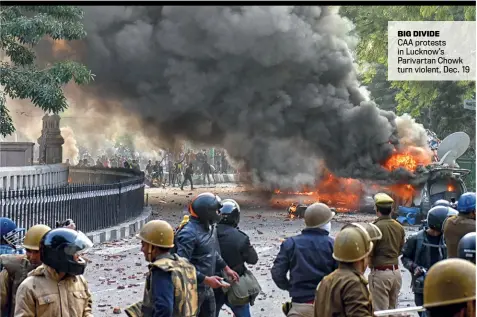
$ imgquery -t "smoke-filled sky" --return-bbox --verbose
[40,6,429,188]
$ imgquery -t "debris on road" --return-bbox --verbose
[86,185,417,317]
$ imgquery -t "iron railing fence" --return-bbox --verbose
[0,176,145,233]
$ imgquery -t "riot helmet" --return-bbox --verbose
[0,217,25,247]
[189,192,223,226]
[219,199,241,227]
[446,207,458,217]
[304,203,335,228]
[137,220,174,249]
[332,226,373,263]
[342,223,382,241]
[433,199,451,207]
[457,192,476,214]
[23,224,51,251]
[424,258,476,308]
[426,206,451,231]
[40,228,93,276]
[458,232,476,264]
[137,220,174,262]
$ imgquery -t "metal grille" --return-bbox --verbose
[0,176,145,233]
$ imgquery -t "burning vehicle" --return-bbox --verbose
[394,132,472,225]
[280,131,472,223]
[287,203,307,218]
[287,203,337,219]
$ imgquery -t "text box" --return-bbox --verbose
[388,21,476,81]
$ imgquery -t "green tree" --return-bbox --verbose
[0,6,94,136]
[340,6,475,143]
[362,64,398,112]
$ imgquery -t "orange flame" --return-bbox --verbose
[383,147,431,172]
[274,146,433,212]
[276,171,362,212]
[314,172,362,212]
[383,147,432,205]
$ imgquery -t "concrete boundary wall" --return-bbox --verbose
[0,164,68,190]
[69,167,143,184]
[86,206,153,244]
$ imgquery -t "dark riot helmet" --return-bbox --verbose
[457,192,476,214]
[40,228,93,276]
[189,192,223,226]
[219,199,241,227]
[458,232,476,264]
[433,199,451,208]
[426,206,452,232]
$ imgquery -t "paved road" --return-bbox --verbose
[84,184,419,316]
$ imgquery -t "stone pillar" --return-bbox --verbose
[37,114,64,164]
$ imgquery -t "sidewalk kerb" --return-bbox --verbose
[86,206,153,244]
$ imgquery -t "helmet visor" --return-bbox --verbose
[215,195,223,211]
[3,228,25,248]
[63,231,93,257]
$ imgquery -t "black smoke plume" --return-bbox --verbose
[49,6,416,188]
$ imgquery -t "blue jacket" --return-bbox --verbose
[271,228,337,303]
[174,217,227,288]
[150,268,174,317]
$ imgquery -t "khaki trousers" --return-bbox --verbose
[287,302,314,317]
[369,268,402,313]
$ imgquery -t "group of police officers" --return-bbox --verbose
[0,191,475,317]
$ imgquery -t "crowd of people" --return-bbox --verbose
[69,149,236,190]
[0,191,475,317]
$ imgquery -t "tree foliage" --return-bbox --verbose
[0,6,94,136]
[340,6,476,146]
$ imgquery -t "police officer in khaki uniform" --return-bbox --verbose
[125,220,198,317]
[368,193,405,313]
[443,192,476,258]
[373,258,475,317]
[14,228,93,317]
[0,224,50,317]
[424,258,475,317]
[314,225,375,317]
